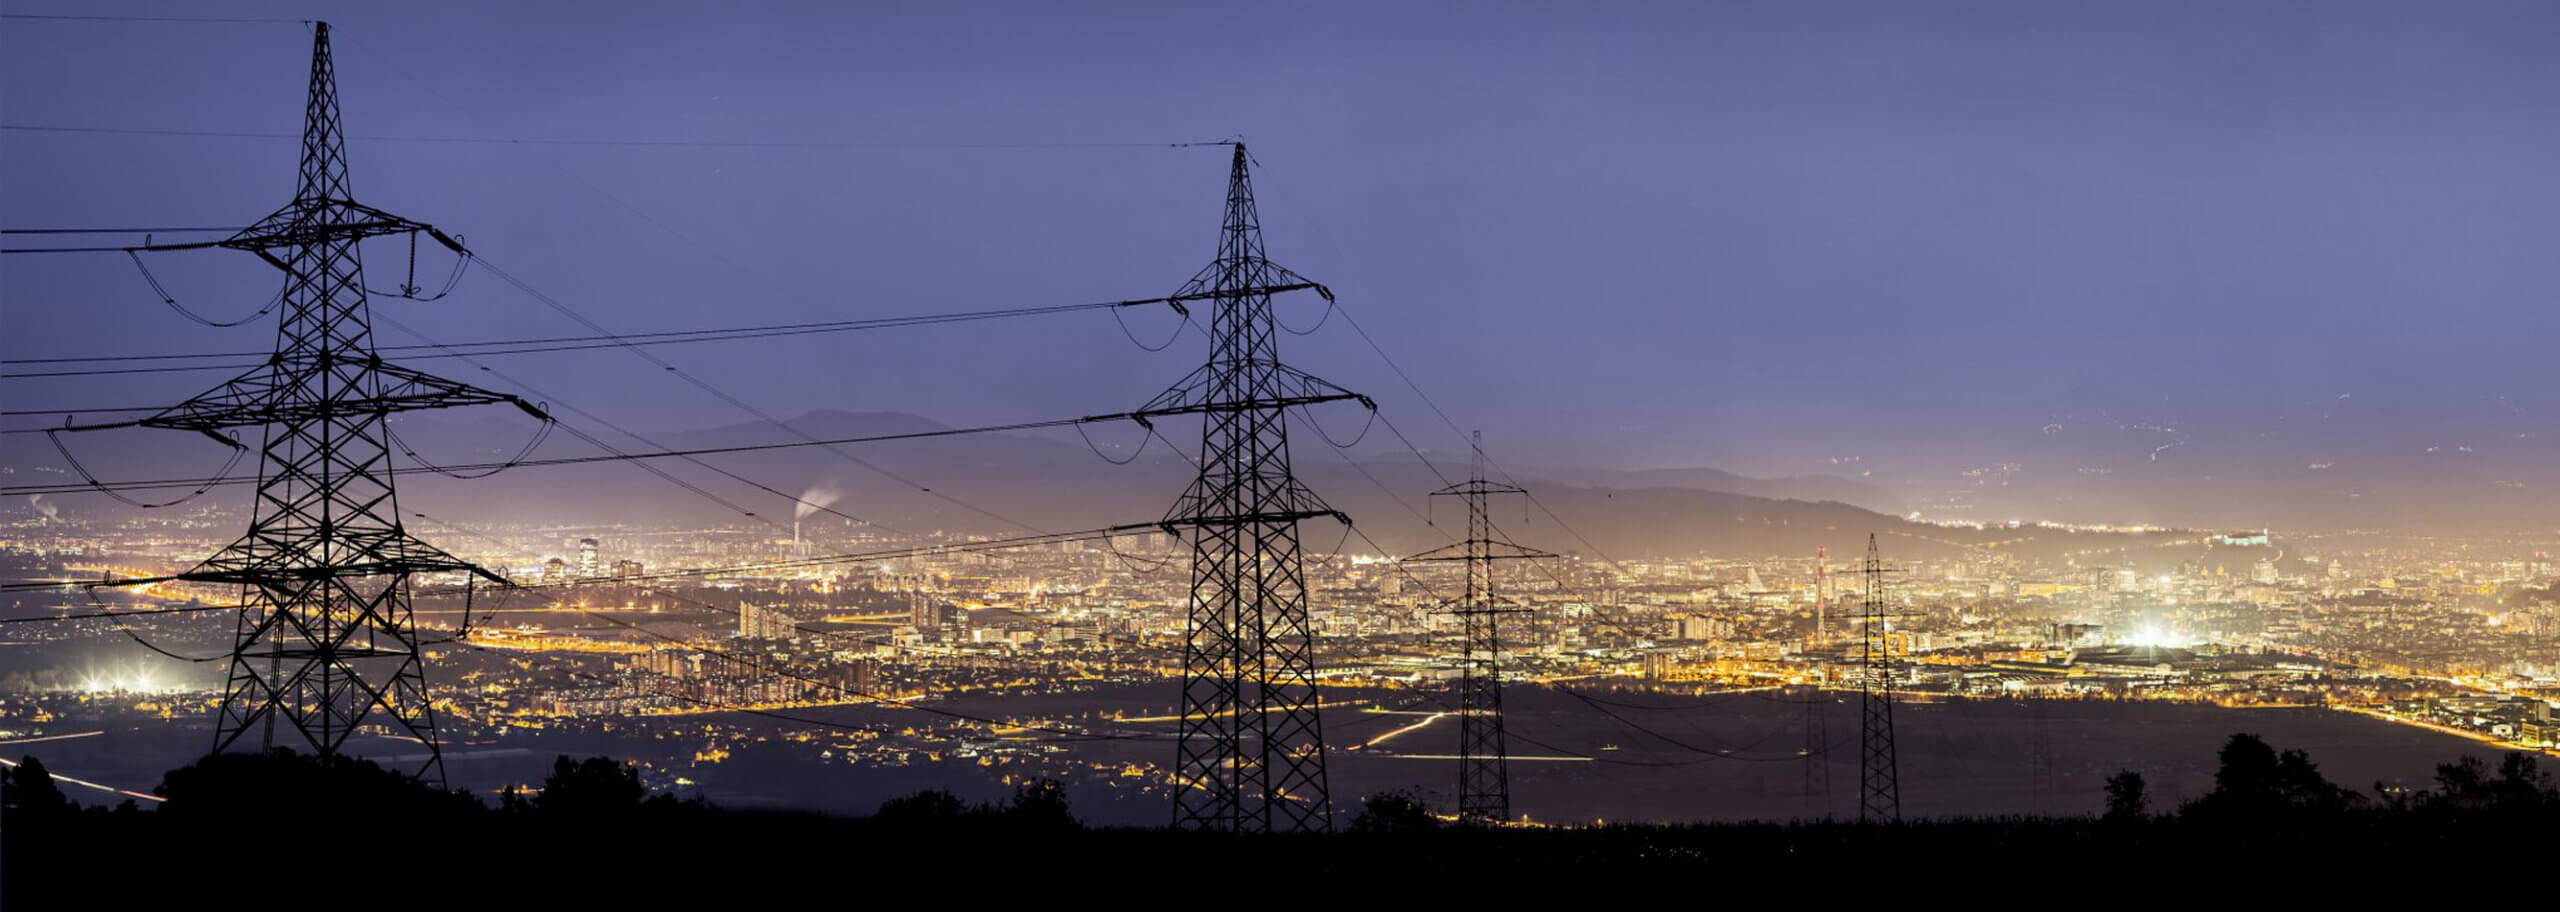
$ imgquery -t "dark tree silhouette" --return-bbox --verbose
[1003,777,1076,830]
[535,756,648,814]
[2103,769,2148,822]
[156,748,480,823]
[2189,733,2358,820]
[1350,790,1441,834]
[2425,752,2559,811]
[4,755,72,818]
[874,788,968,823]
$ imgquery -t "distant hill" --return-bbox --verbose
[1514,464,1905,515]
[1,409,2178,563]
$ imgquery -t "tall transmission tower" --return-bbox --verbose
[59,23,547,783]
[1136,143,1368,832]
[1405,432,1549,824]
[1857,534,1901,822]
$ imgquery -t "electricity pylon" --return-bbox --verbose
[62,22,547,783]
[1137,142,1369,832]
[1858,534,1902,822]
[1405,432,1549,824]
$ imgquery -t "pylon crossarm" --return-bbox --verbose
[1158,475,1338,528]
[1428,479,1528,497]
[189,523,510,586]
[1134,362,1371,418]
[1161,280,1329,306]
[176,557,498,587]
[1173,257,1325,300]
[1159,509,1346,531]
[365,359,550,419]
[1406,540,1553,562]
[225,199,465,255]
[1134,391,1366,420]
[128,358,548,434]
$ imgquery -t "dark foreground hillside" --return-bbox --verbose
[6,735,2554,901]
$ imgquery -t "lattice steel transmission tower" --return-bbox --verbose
[1406,432,1548,824]
[1136,143,1368,832]
[1857,534,1901,821]
[63,23,547,784]
[1800,682,1832,819]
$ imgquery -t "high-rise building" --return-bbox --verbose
[578,538,599,578]
[1677,614,1734,641]
[1641,651,1678,680]
[908,591,936,629]
[738,603,797,640]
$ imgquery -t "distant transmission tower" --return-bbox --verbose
[1804,545,1832,817]
[1801,682,1832,819]
[1812,545,1827,644]
[60,23,547,783]
[1138,142,1368,832]
[1407,432,1549,824]
[2029,694,2055,815]
[1858,534,1902,822]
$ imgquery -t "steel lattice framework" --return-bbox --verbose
[1405,432,1547,824]
[68,23,547,784]
[1803,545,1833,817]
[1857,534,1902,822]
[1137,143,1366,832]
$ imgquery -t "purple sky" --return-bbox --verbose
[5,1,2555,511]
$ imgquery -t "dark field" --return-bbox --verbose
[8,679,2499,826]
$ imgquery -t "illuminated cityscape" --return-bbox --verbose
[1,0,2555,888]
[5,508,2551,822]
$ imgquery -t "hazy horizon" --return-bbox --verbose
[5,0,2555,537]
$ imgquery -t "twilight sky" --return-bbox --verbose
[4,1,2555,522]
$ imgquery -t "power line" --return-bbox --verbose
[1501,727,1718,769]
[0,602,239,625]
[1,523,1151,599]
[556,607,1166,744]
[1332,305,1630,580]
[0,226,243,234]
[22,531,1188,747]
[0,13,307,25]
[1335,306,1465,480]
[364,310,1203,630]
[1559,688,1823,763]
[1338,301,1645,615]
[466,253,1074,540]
[1,122,1216,151]
[0,294,1192,374]
[370,311,861,533]
[393,522,1182,744]
[0,412,1147,492]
